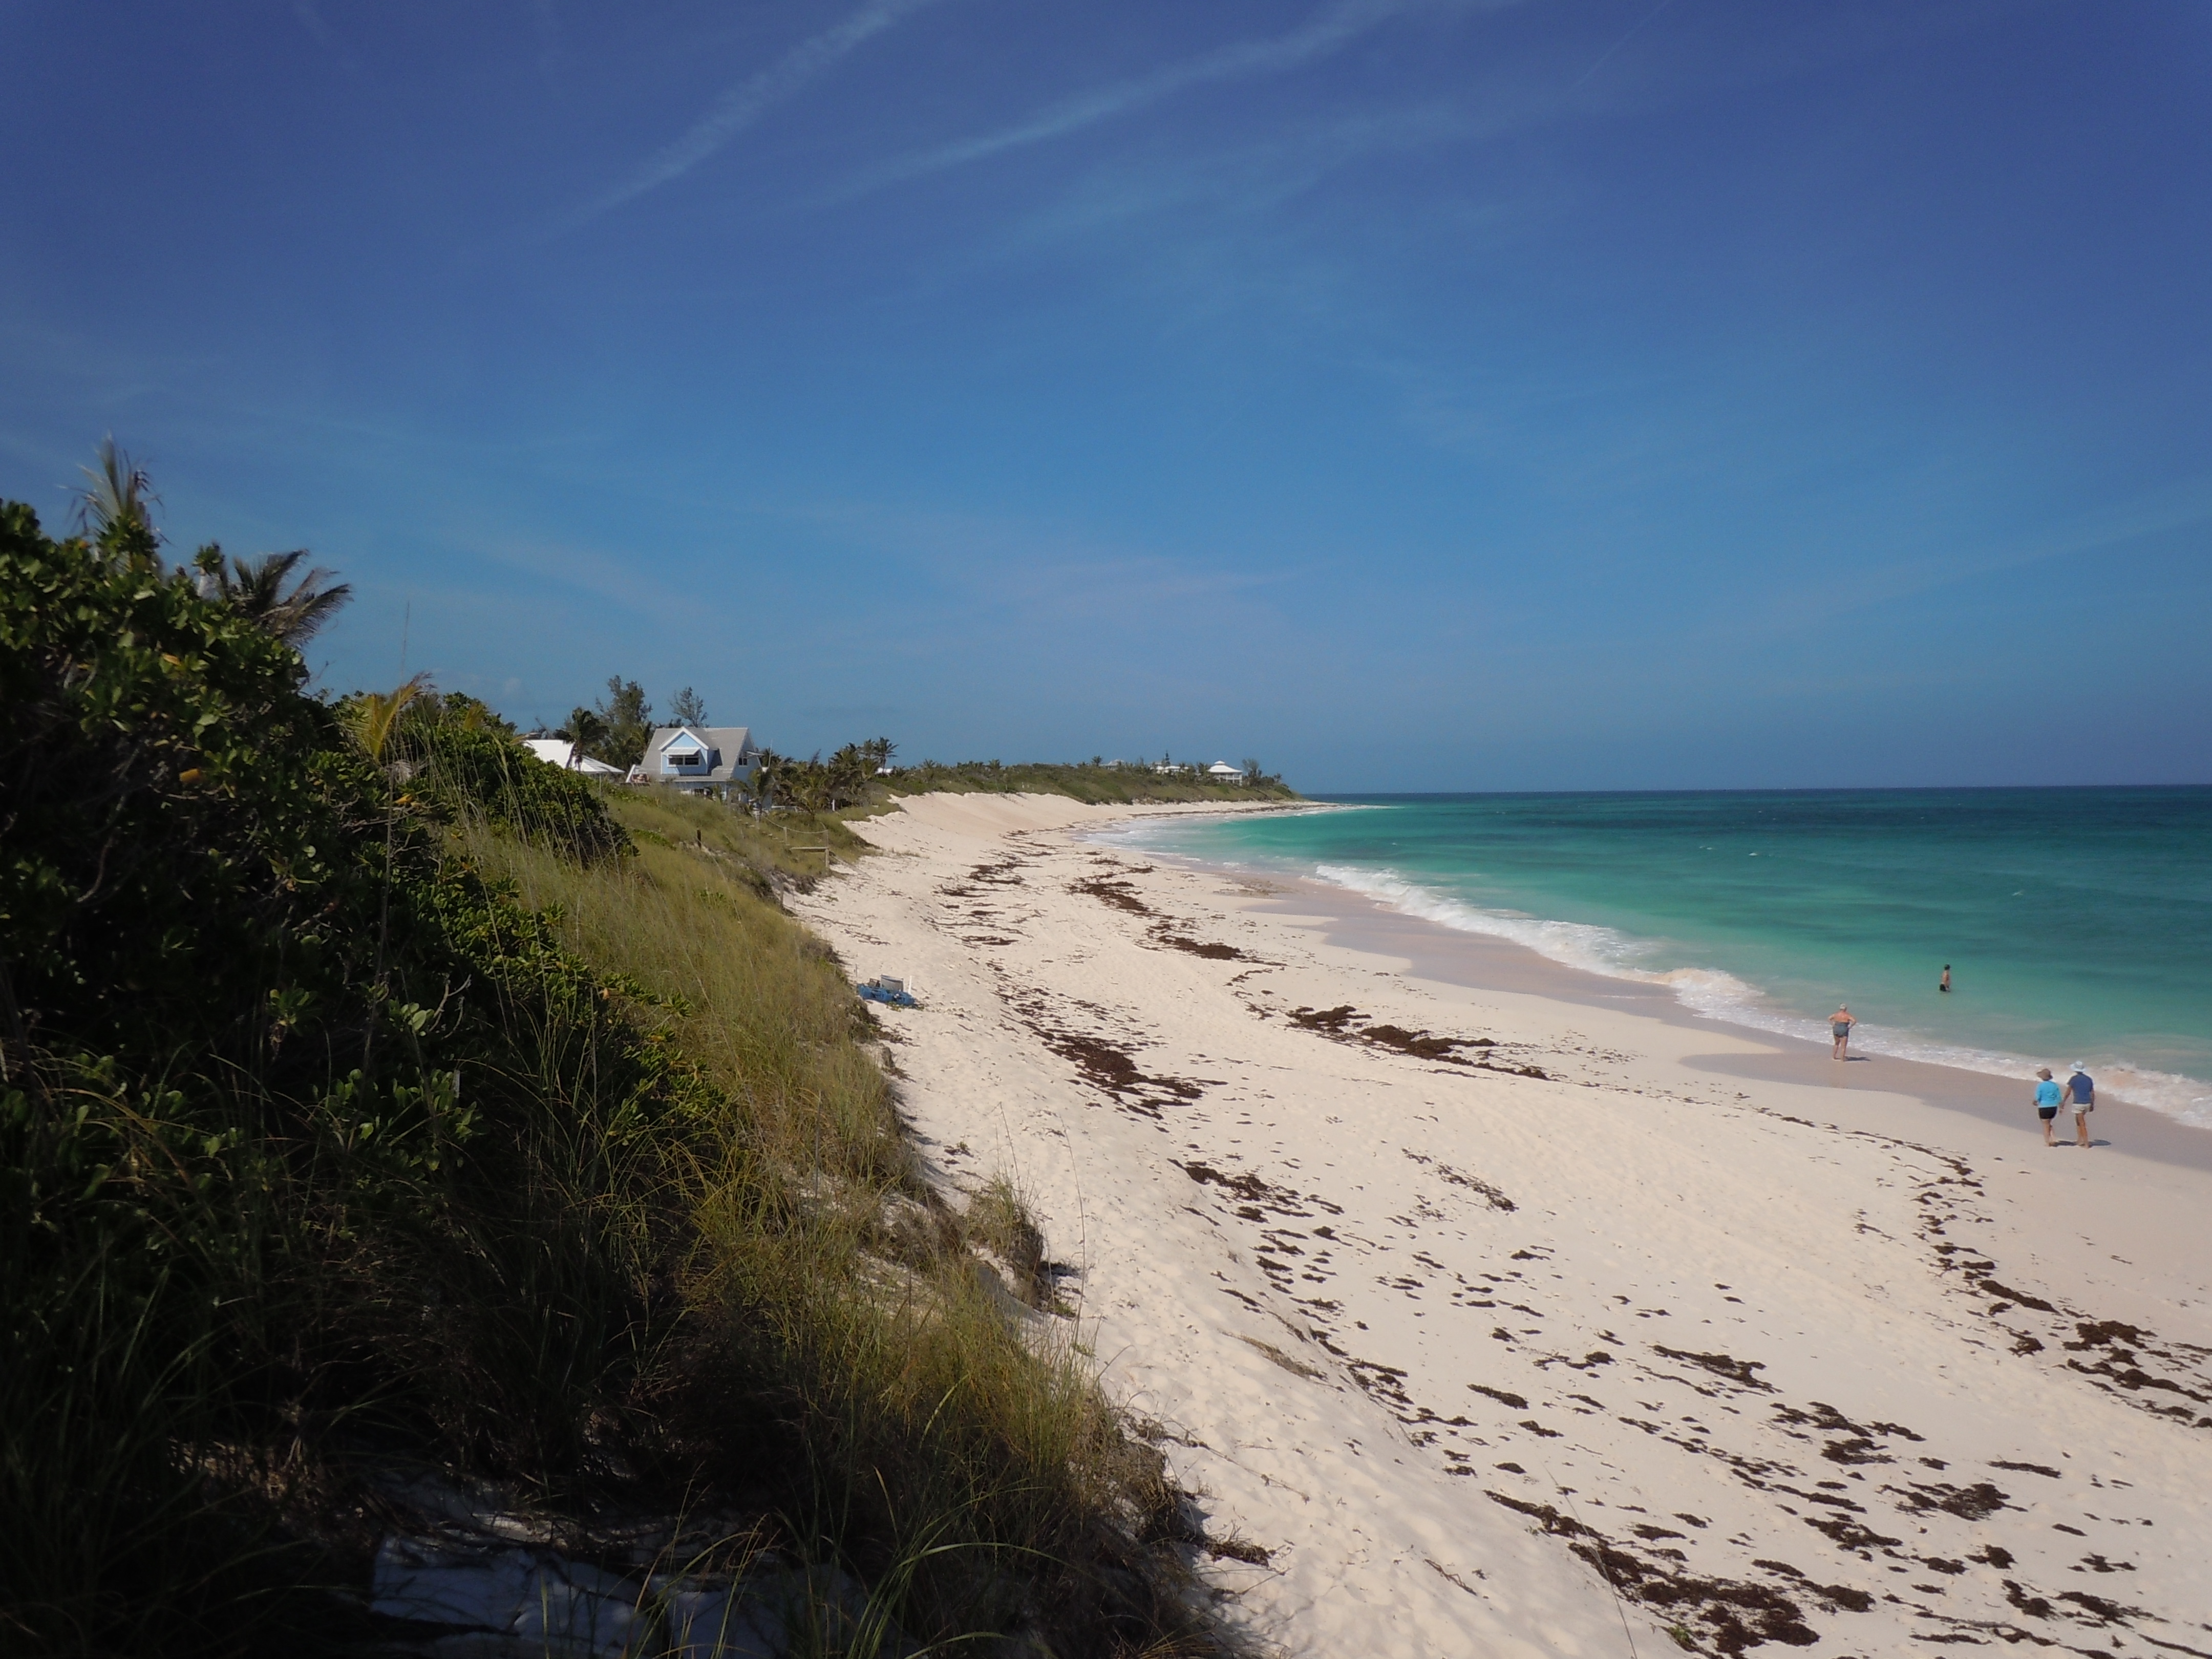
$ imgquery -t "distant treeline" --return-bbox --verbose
[552,678,1300,814]
[886,757,1298,805]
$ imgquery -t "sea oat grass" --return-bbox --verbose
[449,795,1224,1651]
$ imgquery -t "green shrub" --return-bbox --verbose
[0,506,690,1652]
[399,705,632,864]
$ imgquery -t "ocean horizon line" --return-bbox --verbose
[1296,781,2212,800]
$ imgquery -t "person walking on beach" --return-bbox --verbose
[2034,1068,2064,1145]
[1830,1005,1856,1059]
[1940,965,1951,994]
[2066,1063,2095,1148]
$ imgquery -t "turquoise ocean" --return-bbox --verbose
[1109,789,2212,1128]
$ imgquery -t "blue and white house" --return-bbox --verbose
[634,725,762,798]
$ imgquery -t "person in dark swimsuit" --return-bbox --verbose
[1830,1006,1855,1059]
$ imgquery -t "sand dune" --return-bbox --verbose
[793,795,2212,1657]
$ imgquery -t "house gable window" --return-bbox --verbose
[652,728,754,779]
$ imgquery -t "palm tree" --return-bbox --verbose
[785,753,833,820]
[194,546,353,646]
[744,749,783,815]
[73,436,160,560]
[827,743,873,809]
[559,706,610,761]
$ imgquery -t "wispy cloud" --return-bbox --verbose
[459,527,690,615]
[999,101,1476,249]
[841,0,1496,199]
[1681,467,2212,654]
[783,498,1291,618]
[1568,0,1675,93]
[1849,471,2212,611]
[576,0,950,223]
[290,1,374,85]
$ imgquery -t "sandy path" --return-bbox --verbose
[792,794,2212,1658]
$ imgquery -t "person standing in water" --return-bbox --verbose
[2065,1063,2095,1148]
[1940,965,1951,994]
[1830,1006,1856,1059]
[2034,1068,2064,1145]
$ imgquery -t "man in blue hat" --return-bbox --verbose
[2064,1064,2095,1148]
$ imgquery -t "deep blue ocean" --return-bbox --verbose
[1112,789,2212,1126]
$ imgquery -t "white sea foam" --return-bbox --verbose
[1306,863,2212,1130]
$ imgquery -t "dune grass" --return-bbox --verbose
[619,786,880,885]
[468,790,1208,1649]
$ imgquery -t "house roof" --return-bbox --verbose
[525,737,626,778]
[643,725,759,786]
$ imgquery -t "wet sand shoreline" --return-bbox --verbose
[1131,845,2212,1178]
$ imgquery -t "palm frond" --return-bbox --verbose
[347,674,433,764]
[213,549,354,645]
[73,436,160,555]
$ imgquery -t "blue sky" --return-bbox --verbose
[5,0,2208,790]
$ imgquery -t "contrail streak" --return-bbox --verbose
[1569,0,1676,93]
[578,0,949,222]
[842,0,1440,198]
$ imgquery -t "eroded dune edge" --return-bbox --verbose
[795,793,2212,1659]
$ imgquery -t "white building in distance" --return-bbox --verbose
[523,737,623,777]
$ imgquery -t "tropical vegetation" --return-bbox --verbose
[0,472,1232,1656]
[881,757,1295,806]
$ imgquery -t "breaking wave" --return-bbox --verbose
[1308,863,2212,1129]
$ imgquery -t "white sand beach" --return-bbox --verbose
[792,794,2212,1657]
